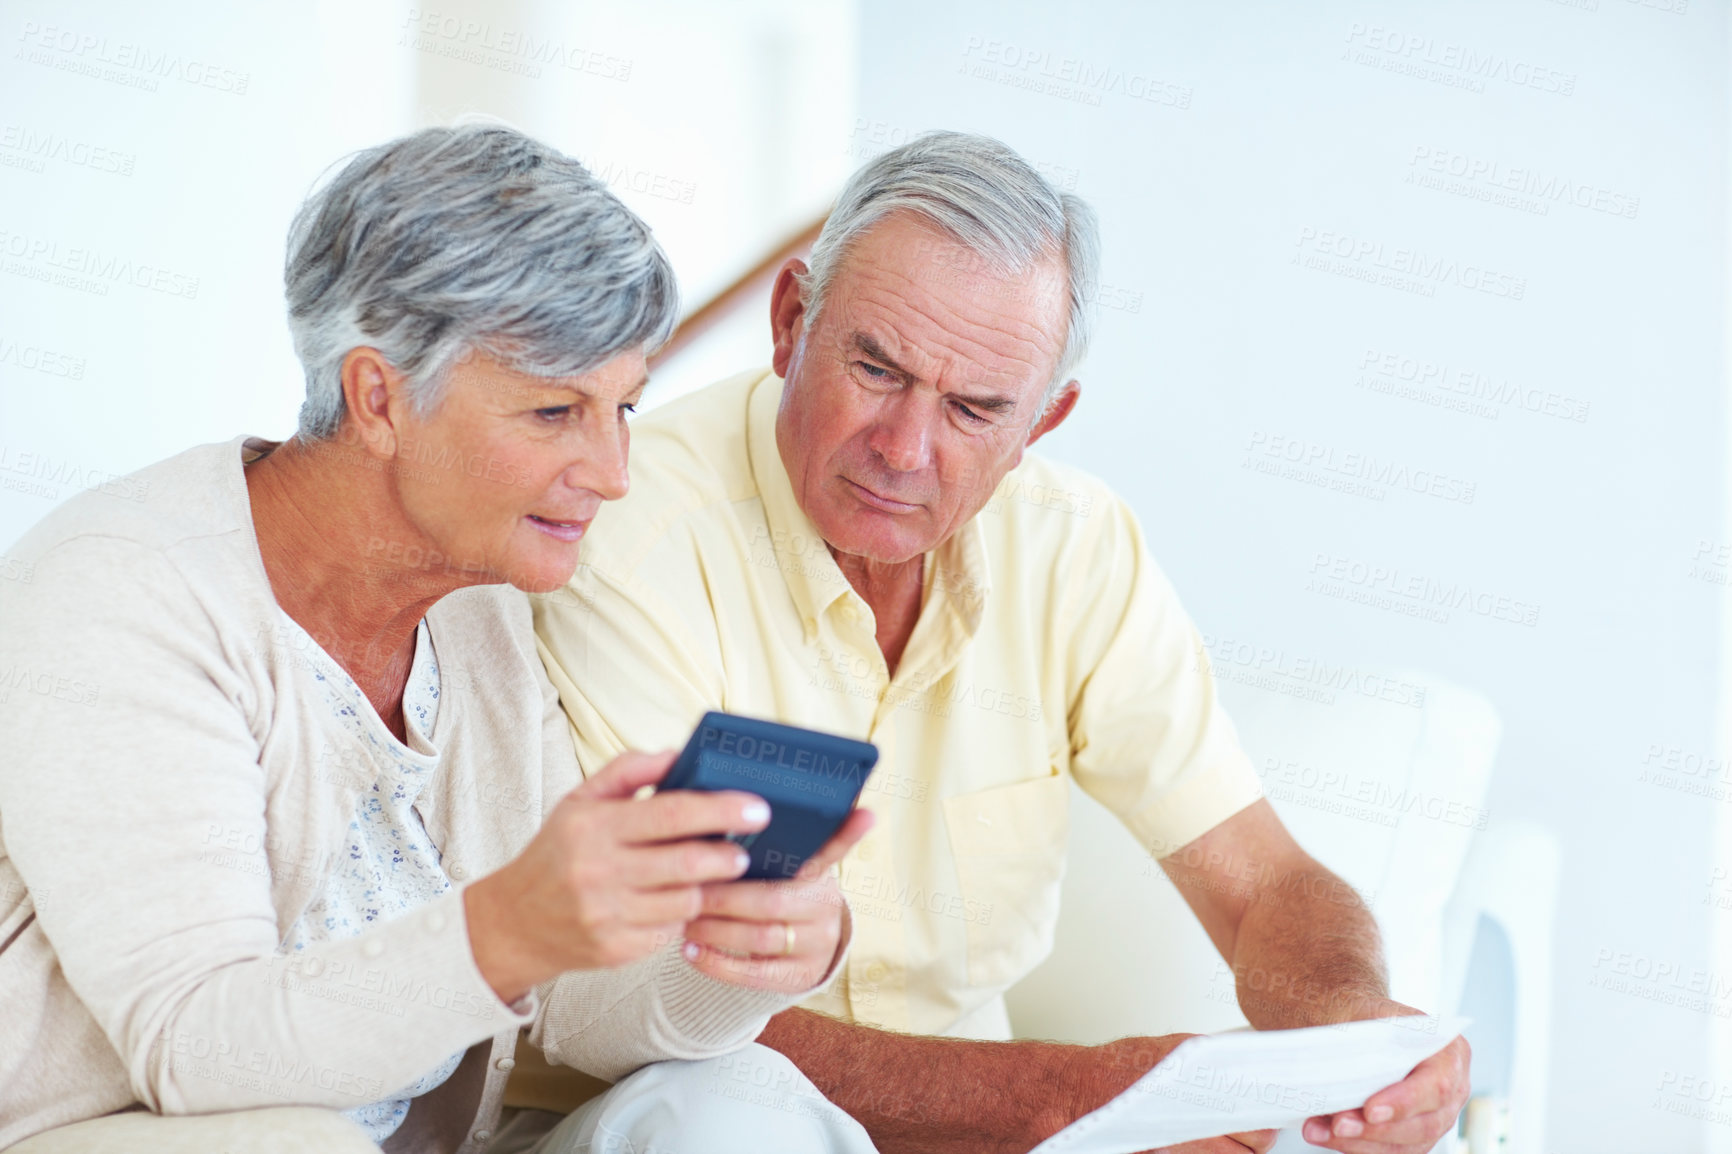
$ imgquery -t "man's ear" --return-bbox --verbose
[770,259,810,379]
[1026,380,1081,448]
[338,347,408,461]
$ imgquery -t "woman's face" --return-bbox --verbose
[384,347,646,594]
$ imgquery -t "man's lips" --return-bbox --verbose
[842,477,923,514]
[524,513,591,542]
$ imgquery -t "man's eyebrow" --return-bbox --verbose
[951,390,1019,415]
[853,333,913,378]
[853,332,1020,414]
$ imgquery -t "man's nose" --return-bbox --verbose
[868,397,934,473]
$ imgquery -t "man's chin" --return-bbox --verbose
[820,527,933,569]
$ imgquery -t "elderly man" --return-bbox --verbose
[532,132,1469,1153]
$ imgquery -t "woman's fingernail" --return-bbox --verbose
[683,941,700,960]
[1366,1105,1394,1123]
[735,851,751,872]
[743,801,771,824]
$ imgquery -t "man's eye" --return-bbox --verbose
[953,401,987,425]
[856,361,892,381]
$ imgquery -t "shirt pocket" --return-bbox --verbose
[941,771,1070,989]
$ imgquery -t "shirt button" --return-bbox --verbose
[495,1057,516,1072]
[857,842,877,862]
[362,938,384,959]
[449,864,468,881]
[472,1129,492,1143]
[865,961,888,982]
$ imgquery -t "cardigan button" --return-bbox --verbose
[449,864,469,881]
[495,1057,516,1071]
[472,1130,492,1143]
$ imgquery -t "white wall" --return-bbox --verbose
[0,0,857,547]
[849,0,1726,1149]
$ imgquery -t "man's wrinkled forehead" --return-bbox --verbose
[839,214,1067,313]
[826,217,1068,381]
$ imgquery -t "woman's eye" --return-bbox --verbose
[619,402,638,417]
[534,406,571,422]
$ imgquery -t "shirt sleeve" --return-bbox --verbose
[531,550,729,778]
[0,536,528,1116]
[1061,496,1265,857]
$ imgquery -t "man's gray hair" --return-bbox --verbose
[284,123,677,439]
[795,131,1100,411]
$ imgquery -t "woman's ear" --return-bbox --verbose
[338,347,409,460]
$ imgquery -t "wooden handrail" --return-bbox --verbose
[649,213,827,368]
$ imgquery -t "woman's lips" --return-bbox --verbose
[843,477,922,514]
[525,513,589,542]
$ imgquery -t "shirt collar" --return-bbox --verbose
[745,370,992,647]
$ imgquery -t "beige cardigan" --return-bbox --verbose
[0,438,833,1152]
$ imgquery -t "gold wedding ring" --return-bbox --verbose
[782,922,796,957]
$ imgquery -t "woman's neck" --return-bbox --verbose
[246,437,464,739]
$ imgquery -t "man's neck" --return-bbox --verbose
[832,550,925,677]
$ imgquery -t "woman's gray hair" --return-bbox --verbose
[795,131,1100,412]
[284,124,678,439]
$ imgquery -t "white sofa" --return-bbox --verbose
[1004,670,1556,1153]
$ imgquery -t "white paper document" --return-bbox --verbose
[1029,1015,1469,1154]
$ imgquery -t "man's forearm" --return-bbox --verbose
[756,1007,1164,1154]
[1229,862,1390,1028]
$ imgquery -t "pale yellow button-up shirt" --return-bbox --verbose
[532,368,1261,1039]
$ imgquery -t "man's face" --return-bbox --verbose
[773,212,1076,566]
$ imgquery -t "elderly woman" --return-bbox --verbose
[0,126,877,1154]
